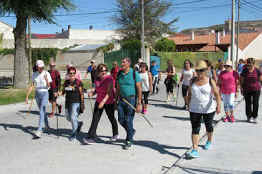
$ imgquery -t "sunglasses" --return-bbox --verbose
[196,68,207,73]
[224,65,231,68]
[100,69,107,72]
[69,72,76,75]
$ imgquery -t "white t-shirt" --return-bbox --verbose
[182,69,195,86]
[140,72,150,92]
[32,70,52,91]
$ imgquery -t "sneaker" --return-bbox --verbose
[230,115,235,123]
[253,118,258,124]
[123,141,132,150]
[186,149,200,158]
[223,116,230,122]
[48,112,54,118]
[35,130,42,138]
[204,141,211,150]
[58,104,62,114]
[77,121,83,134]
[69,134,76,141]
[83,137,96,144]
[250,118,254,123]
[143,109,147,114]
[110,134,119,141]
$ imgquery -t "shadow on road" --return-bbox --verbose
[150,103,185,110]
[17,110,65,117]
[163,115,190,121]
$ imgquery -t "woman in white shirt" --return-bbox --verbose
[186,60,221,158]
[179,59,196,109]
[139,63,153,114]
[26,60,52,138]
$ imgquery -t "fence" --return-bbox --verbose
[104,49,140,70]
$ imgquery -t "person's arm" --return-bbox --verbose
[212,69,217,82]
[135,81,142,113]
[186,84,192,110]
[44,72,51,88]
[26,84,34,104]
[179,71,184,84]
[148,72,153,93]
[210,79,221,114]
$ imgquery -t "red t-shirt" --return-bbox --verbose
[49,70,61,90]
[95,75,114,104]
[111,66,119,80]
[219,70,239,94]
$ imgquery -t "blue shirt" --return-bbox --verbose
[117,68,141,97]
[238,64,244,73]
[150,65,159,76]
[87,65,92,73]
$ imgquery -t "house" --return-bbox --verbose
[168,31,262,60]
[0,21,14,40]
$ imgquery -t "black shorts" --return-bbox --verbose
[182,85,189,97]
[48,89,58,102]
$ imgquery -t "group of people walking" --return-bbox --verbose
[25,57,262,154]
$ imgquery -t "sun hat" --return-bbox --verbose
[225,59,233,66]
[90,60,95,63]
[138,58,143,63]
[195,60,208,70]
[36,60,45,68]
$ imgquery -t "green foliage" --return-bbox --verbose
[31,48,59,66]
[0,49,15,55]
[113,0,178,43]
[121,39,141,50]
[61,44,80,53]
[154,38,176,52]
[97,43,115,53]
[0,0,75,24]
[0,89,35,105]
[157,51,224,71]
[0,34,2,48]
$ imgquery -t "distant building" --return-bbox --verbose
[168,31,262,60]
[0,21,14,40]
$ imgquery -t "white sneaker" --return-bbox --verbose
[250,118,254,123]
[110,135,119,141]
[35,131,42,138]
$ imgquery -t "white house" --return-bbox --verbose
[0,21,14,40]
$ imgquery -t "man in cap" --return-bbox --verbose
[48,60,62,118]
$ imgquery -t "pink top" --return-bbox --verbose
[219,70,239,94]
[95,75,114,104]
[65,69,82,81]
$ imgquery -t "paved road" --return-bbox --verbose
[0,84,261,174]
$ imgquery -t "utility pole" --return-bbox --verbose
[236,0,240,69]
[230,0,236,68]
[141,0,146,62]
[28,16,32,82]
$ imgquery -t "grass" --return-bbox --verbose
[0,79,91,105]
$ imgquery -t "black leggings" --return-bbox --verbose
[244,90,261,119]
[190,112,215,134]
[142,91,150,104]
[88,102,118,138]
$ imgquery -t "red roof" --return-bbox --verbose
[32,34,57,39]
[168,32,261,51]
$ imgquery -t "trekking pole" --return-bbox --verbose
[88,97,94,116]
[55,99,59,138]
[27,97,34,117]
[122,98,153,128]
[175,84,180,106]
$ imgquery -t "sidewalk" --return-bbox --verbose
[0,84,261,174]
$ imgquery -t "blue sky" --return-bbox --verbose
[0,0,261,34]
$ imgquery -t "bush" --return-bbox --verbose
[154,38,176,52]
[121,39,141,50]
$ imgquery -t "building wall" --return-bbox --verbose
[0,22,14,40]
[243,34,262,60]
[2,39,109,49]
[69,29,121,41]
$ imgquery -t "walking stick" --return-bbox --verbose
[175,85,180,106]
[55,103,59,138]
[122,98,153,128]
[27,97,34,117]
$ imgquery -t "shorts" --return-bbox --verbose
[182,85,189,97]
[48,89,58,102]
[221,93,235,112]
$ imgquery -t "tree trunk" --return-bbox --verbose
[13,15,29,89]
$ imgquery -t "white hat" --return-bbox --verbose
[225,59,233,66]
[36,60,45,68]
[91,60,95,63]
[138,58,143,63]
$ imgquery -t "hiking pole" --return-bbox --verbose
[88,97,94,116]
[27,97,34,117]
[55,100,59,139]
[122,98,153,128]
[175,85,180,106]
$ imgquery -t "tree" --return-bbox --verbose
[154,38,176,52]
[0,0,75,88]
[113,0,178,44]
[122,39,141,50]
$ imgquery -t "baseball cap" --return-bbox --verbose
[36,60,45,68]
